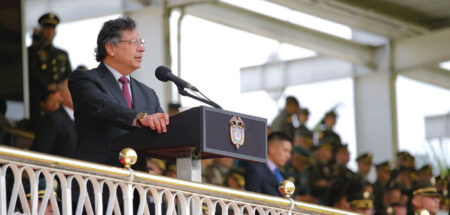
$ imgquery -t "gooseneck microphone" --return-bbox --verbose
[155,66,198,92]
[154,65,222,109]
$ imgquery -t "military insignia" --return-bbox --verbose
[229,116,245,149]
[38,49,48,61]
[363,191,370,199]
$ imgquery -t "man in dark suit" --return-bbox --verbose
[68,17,169,167]
[31,79,77,157]
[245,132,292,197]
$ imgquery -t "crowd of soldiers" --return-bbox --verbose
[197,96,450,215]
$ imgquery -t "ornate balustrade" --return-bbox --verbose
[0,146,355,215]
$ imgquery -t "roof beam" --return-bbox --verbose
[182,1,376,68]
[240,56,374,92]
[398,67,450,90]
[393,28,450,72]
[265,0,429,39]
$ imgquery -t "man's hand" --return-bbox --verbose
[139,113,169,133]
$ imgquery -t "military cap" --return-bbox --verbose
[293,146,314,164]
[357,152,373,164]
[228,168,245,188]
[412,178,440,197]
[24,178,58,199]
[436,175,447,187]
[38,13,60,27]
[348,190,374,209]
[418,165,432,175]
[166,162,177,173]
[298,108,309,115]
[312,139,333,151]
[397,151,414,161]
[335,144,349,153]
[376,161,391,172]
[150,158,166,171]
[325,110,337,118]
[286,96,300,107]
[415,209,431,215]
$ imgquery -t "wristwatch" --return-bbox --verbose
[135,112,147,127]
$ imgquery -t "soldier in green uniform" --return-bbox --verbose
[411,178,441,215]
[28,13,72,132]
[271,96,300,140]
[346,180,375,215]
[295,108,312,138]
[417,164,433,182]
[284,146,317,203]
[356,152,373,184]
[332,144,355,182]
[310,140,334,205]
[373,161,392,213]
[316,110,342,151]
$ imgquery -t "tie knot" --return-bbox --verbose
[119,76,128,84]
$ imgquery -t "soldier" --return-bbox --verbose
[271,96,300,140]
[333,144,355,182]
[295,108,312,138]
[411,178,441,215]
[203,157,234,186]
[225,167,246,190]
[284,146,317,203]
[316,110,342,151]
[395,151,415,170]
[294,134,314,151]
[310,140,334,205]
[347,181,375,215]
[356,152,373,184]
[417,165,433,182]
[28,13,72,132]
[374,161,392,212]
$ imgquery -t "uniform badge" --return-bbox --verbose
[229,116,245,149]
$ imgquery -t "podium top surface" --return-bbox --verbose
[112,106,267,163]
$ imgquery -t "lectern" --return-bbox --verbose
[112,106,267,181]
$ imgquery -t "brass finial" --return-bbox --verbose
[415,209,430,215]
[119,148,137,168]
[279,180,295,198]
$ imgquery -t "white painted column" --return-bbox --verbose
[127,5,172,111]
[352,30,398,177]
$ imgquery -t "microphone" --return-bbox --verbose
[155,66,198,92]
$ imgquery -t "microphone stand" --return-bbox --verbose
[178,87,222,109]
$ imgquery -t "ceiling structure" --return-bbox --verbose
[23,0,450,90]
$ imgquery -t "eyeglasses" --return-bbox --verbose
[119,38,145,47]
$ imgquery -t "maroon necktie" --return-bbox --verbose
[119,76,132,108]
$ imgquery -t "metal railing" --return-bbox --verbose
[0,145,355,215]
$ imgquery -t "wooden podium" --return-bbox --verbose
[112,106,267,181]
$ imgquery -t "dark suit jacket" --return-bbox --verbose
[30,106,77,157]
[245,162,284,197]
[68,63,163,165]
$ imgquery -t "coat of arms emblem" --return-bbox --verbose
[229,116,245,149]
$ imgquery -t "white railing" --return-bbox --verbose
[0,146,356,215]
